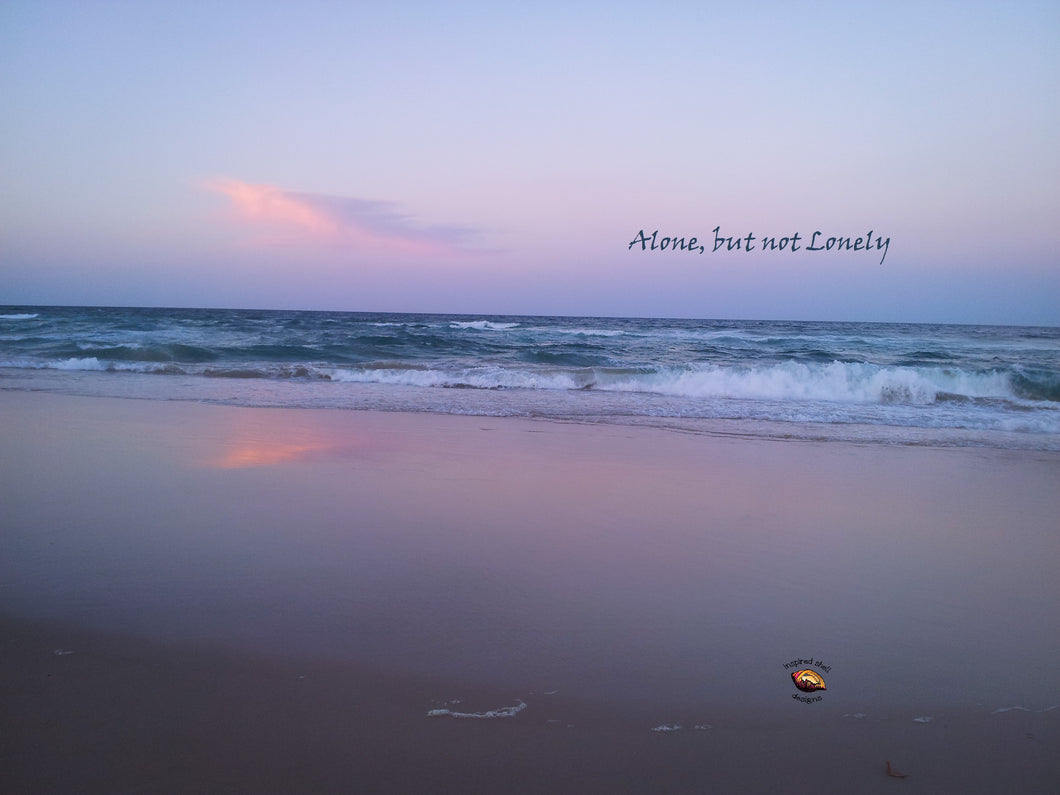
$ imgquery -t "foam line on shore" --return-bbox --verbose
[427,700,527,719]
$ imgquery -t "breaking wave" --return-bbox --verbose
[450,320,520,331]
[322,361,1042,406]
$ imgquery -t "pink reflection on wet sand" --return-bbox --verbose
[211,441,334,468]
[201,407,391,468]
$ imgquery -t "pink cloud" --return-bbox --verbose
[201,178,482,256]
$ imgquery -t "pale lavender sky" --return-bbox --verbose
[2,0,1058,323]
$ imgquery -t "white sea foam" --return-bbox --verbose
[650,724,682,732]
[603,362,1021,405]
[0,313,39,320]
[991,705,1060,715]
[324,365,583,391]
[55,357,107,371]
[450,320,520,331]
[427,700,527,719]
[912,716,933,723]
[321,361,1029,407]
[19,357,180,375]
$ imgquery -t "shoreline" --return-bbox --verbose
[4,373,1058,454]
[2,390,1058,792]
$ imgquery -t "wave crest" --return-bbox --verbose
[321,361,1029,405]
[449,320,520,331]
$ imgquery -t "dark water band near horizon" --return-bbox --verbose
[2,306,1058,450]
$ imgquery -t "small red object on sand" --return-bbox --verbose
[886,761,909,779]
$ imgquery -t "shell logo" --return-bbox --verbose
[791,669,827,692]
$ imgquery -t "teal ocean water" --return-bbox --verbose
[2,306,1058,449]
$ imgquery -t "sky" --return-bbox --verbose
[1,0,1058,324]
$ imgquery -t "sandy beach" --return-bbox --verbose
[2,390,1058,793]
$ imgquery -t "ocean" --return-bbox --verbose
[2,306,1058,450]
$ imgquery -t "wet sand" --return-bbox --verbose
[1,391,1058,793]
[4,613,1058,795]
